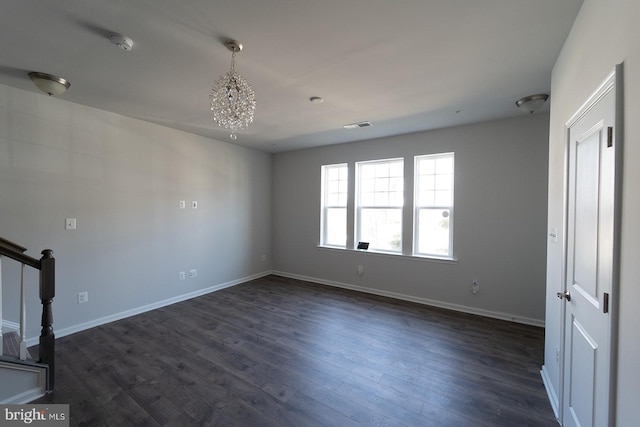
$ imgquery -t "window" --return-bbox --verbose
[414,153,454,257]
[320,164,348,247]
[320,152,454,260]
[356,158,404,252]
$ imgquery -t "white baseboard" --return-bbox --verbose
[15,268,543,347]
[0,387,46,405]
[541,365,561,423]
[22,270,271,347]
[272,271,545,327]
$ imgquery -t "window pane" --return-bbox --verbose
[435,157,453,174]
[389,161,404,176]
[435,174,452,190]
[389,191,404,207]
[434,190,452,206]
[361,192,374,206]
[414,153,454,257]
[325,208,347,246]
[322,164,348,247]
[374,192,388,206]
[361,178,374,194]
[338,166,347,180]
[360,208,402,252]
[420,175,435,191]
[417,208,450,256]
[419,158,435,174]
[418,190,434,206]
[361,164,375,179]
[375,177,389,192]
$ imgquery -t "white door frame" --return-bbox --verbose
[558,63,623,426]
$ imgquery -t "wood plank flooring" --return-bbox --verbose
[32,275,557,426]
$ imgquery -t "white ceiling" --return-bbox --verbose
[0,0,582,153]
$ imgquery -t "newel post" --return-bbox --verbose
[39,249,55,391]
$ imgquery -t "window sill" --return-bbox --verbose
[317,245,458,264]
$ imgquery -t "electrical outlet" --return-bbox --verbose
[357,265,364,276]
[179,200,186,209]
[65,218,77,230]
[179,271,186,280]
[189,269,197,278]
[77,291,88,304]
[471,279,480,294]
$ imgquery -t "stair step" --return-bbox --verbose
[2,331,32,360]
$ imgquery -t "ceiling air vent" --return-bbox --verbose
[343,121,372,129]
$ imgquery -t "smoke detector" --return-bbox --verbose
[109,33,134,51]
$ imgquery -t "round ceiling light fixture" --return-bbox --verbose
[109,33,134,51]
[516,94,549,114]
[28,72,71,96]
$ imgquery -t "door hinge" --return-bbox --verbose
[607,126,613,147]
[603,292,610,313]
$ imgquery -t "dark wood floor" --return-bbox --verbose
[33,275,557,426]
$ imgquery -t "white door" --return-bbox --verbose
[561,69,620,427]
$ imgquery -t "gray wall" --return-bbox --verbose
[543,0,640,423]
[272,114,549,324]
[0,83,272,341]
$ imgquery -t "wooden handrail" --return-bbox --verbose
[0,236,28,254]
[0,238,40,269]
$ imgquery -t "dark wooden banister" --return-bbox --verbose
[0,237,39,269]
[0,236,55,392]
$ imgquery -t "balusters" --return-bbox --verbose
[0,255,3,356]
[19,262,27,360]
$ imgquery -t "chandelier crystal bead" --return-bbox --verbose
[210,41,256,139]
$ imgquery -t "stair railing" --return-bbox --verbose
[0,236,55,392]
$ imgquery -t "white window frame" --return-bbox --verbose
[413,152,454,258]
[320,163,348,248]
[355,158,404,253]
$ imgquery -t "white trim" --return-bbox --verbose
[0,361,48,404]
[541,365,561,423]
[23,271,271,347]
[316,245,458,264]
[565,68,616,128]
[0,387,46,405]
[273,270,544,327]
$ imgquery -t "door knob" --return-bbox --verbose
[556,291,571,301]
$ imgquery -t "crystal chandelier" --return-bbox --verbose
[210,39,256,140]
